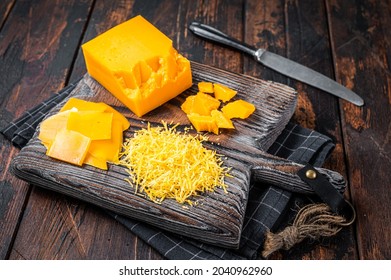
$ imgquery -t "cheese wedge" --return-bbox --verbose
[82,15,193,117]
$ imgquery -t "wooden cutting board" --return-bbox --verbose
[11,61,299,249]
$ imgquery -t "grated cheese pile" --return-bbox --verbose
[119,122,230,204]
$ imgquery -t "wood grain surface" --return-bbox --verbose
[1,0,390,260]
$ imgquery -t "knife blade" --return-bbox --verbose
[189,21,364,106]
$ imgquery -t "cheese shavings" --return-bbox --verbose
[119,122,230,204]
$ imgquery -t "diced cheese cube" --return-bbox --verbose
[221,99,256,119]
[213,83,237,102]
[181,92,220,116]
[211,109,234,129]
[187,113,219,135]
[198,81,214,93]
[180,95,196,115]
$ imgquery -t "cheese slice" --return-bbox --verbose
[82,15,193,117]
[67,111,113,140]
[47,129,91,166]
[38,108,77,147]
[39,98,129,170]
[88,120,123,164]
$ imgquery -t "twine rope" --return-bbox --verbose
[262,203,347,258]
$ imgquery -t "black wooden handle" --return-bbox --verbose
[189,21,257,57]
[251,151,346,195]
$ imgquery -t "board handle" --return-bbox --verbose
[251,151,346,194]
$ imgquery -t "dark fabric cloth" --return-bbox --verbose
[1,82,335,260]
[1,79,80,148]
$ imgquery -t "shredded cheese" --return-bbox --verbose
[119,122,230,204]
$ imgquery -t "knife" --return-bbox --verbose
[189,21,364,106]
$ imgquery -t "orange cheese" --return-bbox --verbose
[213,83,237,102]
[38,98,129,170]
[67,111,113,140]
[47,129,91,166]
[84,153,108,170]
[88,120,123,164]
[187,113,219,135]
[180,95,196,115]
[181,92,220,116]
[102,103,130,130]
[198,81,214,93]
[81,15,193,117]
[60,97,107,112]
[61,97,130,131]
[221,99,256,119]
[210,109,234,129]
[38,108,77,148]
[181,82,256,134]
[186,110,234,135]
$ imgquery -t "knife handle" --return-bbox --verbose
[250,151,346,195]
[189,22,257,57]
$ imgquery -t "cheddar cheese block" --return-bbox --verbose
[82,15,193,117]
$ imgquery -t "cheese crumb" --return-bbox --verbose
[119,122,230,204]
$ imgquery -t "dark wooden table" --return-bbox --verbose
[1,0,390,260]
